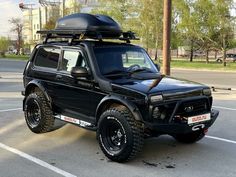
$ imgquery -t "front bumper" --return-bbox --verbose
[144,109,219,134]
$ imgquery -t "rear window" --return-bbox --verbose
[34,47,60,69]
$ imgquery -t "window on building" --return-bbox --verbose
[34,47,60,69]
[37,24,39,29]
[62,50,86,72]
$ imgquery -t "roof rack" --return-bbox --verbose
[37,30,139,45]
[37,13,139,45]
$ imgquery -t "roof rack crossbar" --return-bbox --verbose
[37,30,139,44]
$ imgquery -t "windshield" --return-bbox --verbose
[94,46,158,76]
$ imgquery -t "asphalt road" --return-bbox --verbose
[0,59,236,177]
[0,59,26,73]
[172,69,236,89]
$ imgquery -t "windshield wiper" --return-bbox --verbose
[130,68,152,74]
[104,70,129,76]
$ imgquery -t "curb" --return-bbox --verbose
[211,86,236,92]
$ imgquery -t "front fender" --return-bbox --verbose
[96,95,143,122]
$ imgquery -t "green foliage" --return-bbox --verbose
[44,6,61,30]
[169,59,236,71]
[139,0,163,50]
[0,37,10,57]
[64,0,81,16]
[92,0,138,31]
[44,17,57,30]
[173,0,235,63]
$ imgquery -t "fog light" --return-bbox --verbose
[153,107,161,119]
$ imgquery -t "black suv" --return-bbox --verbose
[22,13,219,162]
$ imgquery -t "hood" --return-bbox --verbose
[112,75,208,96]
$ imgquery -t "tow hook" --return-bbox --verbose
[192,124,205,131]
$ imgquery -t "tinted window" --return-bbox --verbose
[94,47,157,75]
[35,47,60,69]
[62,50,86,72]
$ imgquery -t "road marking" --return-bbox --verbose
[0,108,22,113]
[206,135,236,144]
[0,143,77,177]
[213,106,236,111]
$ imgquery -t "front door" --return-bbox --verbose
[54,48,95,123]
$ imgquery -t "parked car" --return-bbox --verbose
[22,13,219,162]
[216,53,236,63]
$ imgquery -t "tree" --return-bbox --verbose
[173,0,201,62]
[138,0,163,59]
[0,37,10,57]
[9,18,23,55]
[174,0,235,64]
[213,0,235,66]
[92,0,139,31]
[44,5,61,30]
[192,0,218,63]
[64,0,81,16]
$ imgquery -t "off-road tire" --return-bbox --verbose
[97,105,144,162]
[24,91,54,133]
[173,130,206,144]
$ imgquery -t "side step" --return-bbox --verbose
[55,115,97,131]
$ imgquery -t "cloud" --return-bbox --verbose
[0,0,23,38]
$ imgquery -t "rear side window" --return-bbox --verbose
[34,47,60,69]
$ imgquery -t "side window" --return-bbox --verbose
[62,50,86,72]
[34,47,60,69]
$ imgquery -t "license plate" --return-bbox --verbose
[188,113,211,124]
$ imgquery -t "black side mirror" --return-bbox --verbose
[155,64,160,71]
[71,67,89,78]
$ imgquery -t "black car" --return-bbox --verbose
[22,13,219,162]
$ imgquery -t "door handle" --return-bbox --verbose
[56,75,63,80]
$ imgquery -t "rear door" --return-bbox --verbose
[31,46,61,101]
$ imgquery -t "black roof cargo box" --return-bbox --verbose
[55,13,122,38]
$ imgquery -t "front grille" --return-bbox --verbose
[175,98,209,117]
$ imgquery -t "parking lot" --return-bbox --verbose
[0,59,236,177]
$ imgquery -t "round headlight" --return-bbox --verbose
[203,88,211,96]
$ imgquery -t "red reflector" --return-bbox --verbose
[204,129,208,134]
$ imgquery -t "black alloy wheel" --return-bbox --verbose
[24,91,54,133]
[25,98,41,128]
[99,116,126,155]
[97,105,144,162]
